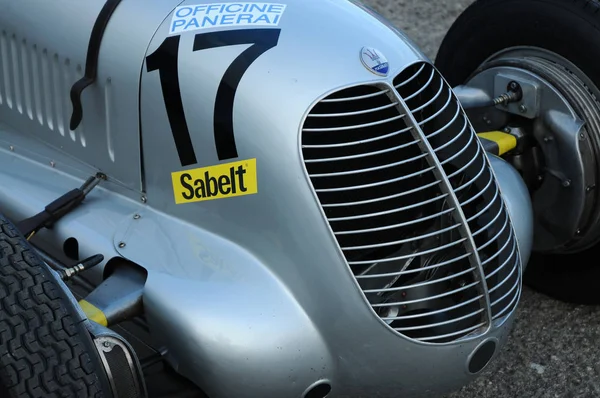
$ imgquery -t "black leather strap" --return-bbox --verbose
[69,0,124,131]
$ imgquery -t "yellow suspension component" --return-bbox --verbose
[477,131,517,156]
[79,299,108,327]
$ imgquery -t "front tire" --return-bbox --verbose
[435,0,600,304]
[0,213,112,397]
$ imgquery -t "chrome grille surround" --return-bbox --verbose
[300,61,522,344]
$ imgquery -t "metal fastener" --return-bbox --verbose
[519,104,527,113]
[9,145,13,151]
[118,242,126,248]
[141,195,147,203]
[103,341,111,348]
[562,179,571,187]
[133,214,141,220]
[50,161,56,167]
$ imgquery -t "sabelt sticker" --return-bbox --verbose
[172,158,258,204]
[169,3,287,34]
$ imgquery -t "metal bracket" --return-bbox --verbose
[494,73,541,119]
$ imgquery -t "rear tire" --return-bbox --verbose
[435,0,600,304]
[0,213,111,397]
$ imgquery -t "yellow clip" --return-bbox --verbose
[79,299,108,327]
[477,131,517,156]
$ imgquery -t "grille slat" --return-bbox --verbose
[395,63,426,88]
[302,113,405,132]
[309,151,427,177]
[370,280,479,307]
[418,323,487,342]
[301,61,522,343]
[325,179,442,208]
[302,125,413,148]
[382,294,483,320]
[307,101,400,117]
[393,307,484,332]
[356,252,473,279]
[347,237,469,265]
[332,207,455,234]
[364,266,476,293]
[342,222,463,251]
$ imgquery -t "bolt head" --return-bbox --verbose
[562,179,572,187]
[133,214,141,220]
[118,242,126,248]
[519,104,527,113]
[509,81,519,90]
[141,196,147,203]
[9,145,14,151]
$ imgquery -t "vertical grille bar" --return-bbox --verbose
[388,85,493,327]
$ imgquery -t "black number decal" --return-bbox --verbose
[146,28,281,167]
[193,29,281,161]
[146,35,198,166]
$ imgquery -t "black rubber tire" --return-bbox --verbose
[435,0,600,304]
[0,213,111,397]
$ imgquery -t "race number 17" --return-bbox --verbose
[146,28,281,167]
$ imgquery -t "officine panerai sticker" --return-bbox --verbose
[360,46,389,77]
[169,3,287,34]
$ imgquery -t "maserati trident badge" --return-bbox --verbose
[360,47,389,76]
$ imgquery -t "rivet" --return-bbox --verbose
[133,214,141,219]
[562,179,571,187]
[141,196,147,203]
[519,104,527,113]
[9,145,13,151]
[103,341,110,348]
[118,242,126,248]
[50,161,55,167]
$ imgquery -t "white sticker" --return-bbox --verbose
[169,3,287,35]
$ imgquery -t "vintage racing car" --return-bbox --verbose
[0,0,595,397]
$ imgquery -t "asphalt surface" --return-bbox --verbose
[359,1,600,397]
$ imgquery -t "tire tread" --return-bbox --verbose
[0,215,105,398]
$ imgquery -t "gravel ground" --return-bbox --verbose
[362,1,600,397]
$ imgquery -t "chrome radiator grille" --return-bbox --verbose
[300,61,521,344]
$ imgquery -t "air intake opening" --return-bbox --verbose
[303,380,332,398]
[468,339,497,374]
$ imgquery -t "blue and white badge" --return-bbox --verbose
[360,47,389,77]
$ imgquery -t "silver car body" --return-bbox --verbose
[0,0,533,397]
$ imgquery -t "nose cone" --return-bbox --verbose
[487,154,534,268]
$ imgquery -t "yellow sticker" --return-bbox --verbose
[171,158,258,204]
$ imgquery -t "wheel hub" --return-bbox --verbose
[459,47,600,254]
